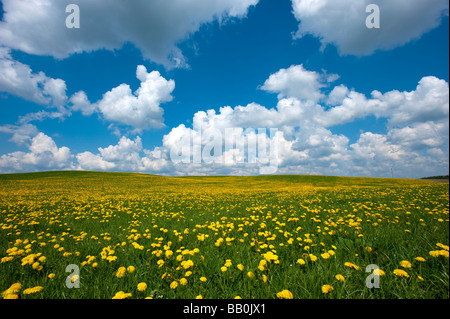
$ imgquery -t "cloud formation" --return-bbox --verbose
[1,64,448,178]
[0,0,258,68]
[0,132,73,173]
[0,47,67,109]
[70,65,175,130]
[291,0,449,55]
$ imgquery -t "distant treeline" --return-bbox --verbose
[421,175,449,180]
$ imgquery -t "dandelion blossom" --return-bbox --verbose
[400,260,412,268]
[180,278,188,286]
[322,285,334,294]
[321,252,331,259]
[137,282,147,292]
[112,291,132,299]
[276,290,293,299]
[2,283,21,298]
[22,286,43,295]
[393,269,409,278]
[335,274,345,282]
[116,266,126,278]
[297,258,305,265]
[182,260,194,270]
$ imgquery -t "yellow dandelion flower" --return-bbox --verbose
[127,266,135,273]
[237,264,244,271]
[196,295,203,299]
[221,266,228,272]
[180,278,188,286]
[200,277,207,282]
[116,266,126,278]
[322,285,334,294]
[137,282,147,292]
[415,257,426,262]
[112,291,132,299]
[2,283,22,298]
[247,271,255,279]
[22,286,43,295]
[393,269,409,278]
[400,260,412,268]
[182,259,194,269]
[335,274,345,282]
[165,250,173,258]
[276,290,293,299]
[297,258,305,265]
[170,281,178,289]
[321,252,330,259]
[436,243,449,251]
[429,250,441,257]
[1,256,13,263]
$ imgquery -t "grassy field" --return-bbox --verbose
[0,171,448,299]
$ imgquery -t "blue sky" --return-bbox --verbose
[0,0,449,178]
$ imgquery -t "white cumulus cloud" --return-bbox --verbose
[0,0,259,68]
[0,47,68,109]
[291,0,449,55]
[70,65,175,130]
[0,132,73,173]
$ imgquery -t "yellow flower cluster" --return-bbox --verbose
[429,243,449,258]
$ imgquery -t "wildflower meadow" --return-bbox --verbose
[0,171,448,299]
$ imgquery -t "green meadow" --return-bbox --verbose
[0,171,448,299]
